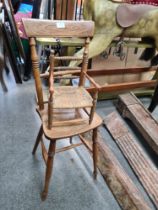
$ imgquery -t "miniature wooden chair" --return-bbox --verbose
[23,19,102,200]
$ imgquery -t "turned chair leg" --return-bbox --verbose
[32,125,43,155]
[89,92,98,124]
[41,140,56,201]
[92,127,98,179]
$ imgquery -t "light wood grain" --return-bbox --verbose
[27,19,103,200]
[117,92,158,154]
[80,132,151,210]
[47,32,97,127]
[22,19,94,38]
[37,105,102,140]
[52,86,93,109]
[104,111,158,208]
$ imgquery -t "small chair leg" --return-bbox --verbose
[92,127,98,179]
[32,125,43,155]
[89,92,98,124]
[41,141,56,201]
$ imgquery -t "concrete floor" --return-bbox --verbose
[0,73,157,210]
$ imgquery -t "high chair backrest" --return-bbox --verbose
[23,19,94,38]
[23,19,94,110]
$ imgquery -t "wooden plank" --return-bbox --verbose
[80,132,151,210]
[22,19,94,38]
[55,0,76,20]
[98,89,154,100]
[104,112,158,208]
[40,67,156,78]
[36,38,154,48]
[54,56,83,61]
[87,67,156,76]
[54,66,81,71]
[36,37,85,46]
[117,93,158,154]
[99,80,156,92]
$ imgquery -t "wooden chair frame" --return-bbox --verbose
[23,19,102,200]
[23,19,99,124]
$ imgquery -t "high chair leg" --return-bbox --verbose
[41,140,56,201]
[32,125,43,155]
[92,128,98,179]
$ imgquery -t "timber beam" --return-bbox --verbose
[80,132,151,210]
[117,92,158,155]
[104,112,158,208]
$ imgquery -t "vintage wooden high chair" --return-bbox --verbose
[23,19,102,200]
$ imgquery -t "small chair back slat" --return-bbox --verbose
[22,19,94,38]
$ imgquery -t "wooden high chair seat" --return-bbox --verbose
[23,19,102,201]
[37,105,102,139]
[48,86,93,109]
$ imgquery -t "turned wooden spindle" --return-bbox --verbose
[48,50,55,129]
[89,91,98,124]
[79,37,90,86]
[30,37,44,110]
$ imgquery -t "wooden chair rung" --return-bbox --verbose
[40,73,49,78]
[40,70,81,78]
[85,73,101,89]
[52,117,88,127]
[54,66,81,71]
[79,134,92,152]
[54,76,79,79]
[83,108,90,116]
[41,139,48,164]
[54,70,81,76]
[56,142,83,153]
[54,56,83,61]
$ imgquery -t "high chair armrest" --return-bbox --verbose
[84,73,100,90]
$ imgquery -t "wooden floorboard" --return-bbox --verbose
[117,92,158,155]
[104,112,158,209]
[80,132,151,210]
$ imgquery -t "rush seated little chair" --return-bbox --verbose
[23,19,102,200]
